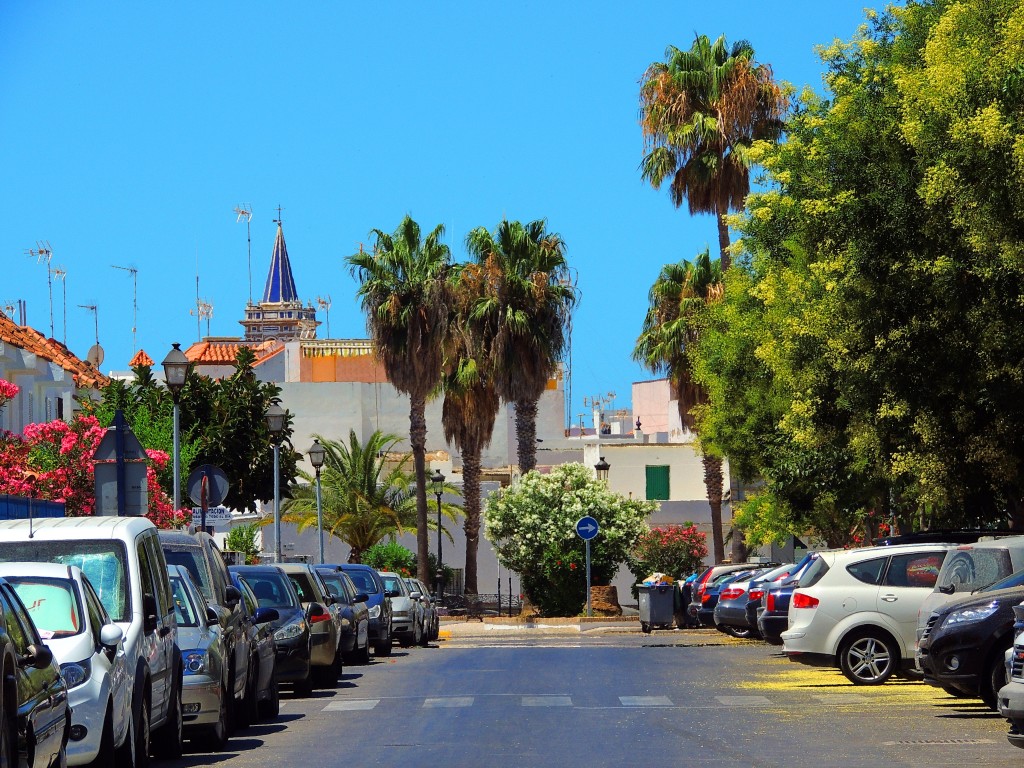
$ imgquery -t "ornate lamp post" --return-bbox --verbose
[595,456,610,482]
[308,439,326,565]
[161,343,189,511]
[431,469,445,600]
[265,403,287,563]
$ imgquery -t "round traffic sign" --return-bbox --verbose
[187,464,230,507]
[575,515,599,541]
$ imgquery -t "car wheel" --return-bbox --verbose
[940,683,973,698]
[981,650,1009,710]
[198,679,229,752]
[86,704,115,768]
[294,667,314,697]
[258,674,279,721]
[839,630,899,685]
[418,620,430,647]
[374,632,393,656]
[152,679,183,757]
[721,625,756,639]
[359,638,372,664]
[0,682,15,768]
[123,695,149,768]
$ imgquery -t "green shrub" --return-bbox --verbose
[362,540,415,577]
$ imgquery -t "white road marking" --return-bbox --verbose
[423,697,474,708]
[522,696,573,707]
[619,696,674,706]
[323,699,380,711]
[715,696,773,706]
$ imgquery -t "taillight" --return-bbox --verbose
[772,571,791,583]
[701,592,713,604]
[720,587,746,601]
[792,592,819,609]
[748,589,764,602]
[309,613,332,624]
[766,593,776,612]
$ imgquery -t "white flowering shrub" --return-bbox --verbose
[483,463,654,616]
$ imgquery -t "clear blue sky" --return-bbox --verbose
[1,1,876,420]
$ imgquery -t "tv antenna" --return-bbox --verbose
[51,266,67,345]
[112,265,139,353]
[2,301,17,320]
[191,300,214,338]
[25,241,55,338]
[316,295,332,337]
[234,204,254,303]
[78,304,104,367]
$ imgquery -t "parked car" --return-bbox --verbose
[230,565,313,696]
[690,563,779,627]
[998,603,1024,748]
[278,564,343,687]
[756,554,818,645]
[713,564,792,639]
[782,543,951,684]
[693,568,762,628]
[0,516,184,765]
[0,574,70,768]
[338,564,393,656]
[408,578,439,642]
[315,566,370,664]
[379,571,424,647]
[159,531,248,725]
[916,568,1024,708]
[229,572,280,721]
[168,565,231,751]
[0,563,129,767]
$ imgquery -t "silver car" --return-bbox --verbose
[379,572,424,647]
[405,577,438,643]
[170,565,231,751]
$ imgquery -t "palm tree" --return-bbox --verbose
[441,266,501,595]
[464,219,576,473]
[640,34,787,271]
[634,247,729,562]
[348,216,452,582]
[281,431,431,563]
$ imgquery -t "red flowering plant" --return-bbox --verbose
[628,524,709,585]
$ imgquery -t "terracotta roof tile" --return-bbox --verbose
[183,339,284,367]
[129,349,154,367]
[0,313,109,389]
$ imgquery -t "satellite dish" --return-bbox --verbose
[87,344,105,367]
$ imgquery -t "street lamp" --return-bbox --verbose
[308,439,326,565]
[161,343,189,511]
[595,456,610,482]
[431,469,445,600]
[265,403,287,563]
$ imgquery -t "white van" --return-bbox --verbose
[0,517,183,768]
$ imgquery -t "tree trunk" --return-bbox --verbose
[409,393,430,582]
[730,478,747,563]
[463,448,482,595]
[515,398,539,474]
[348,547,361,564]
[717,209,731,273]
[704,454,725,563]
[1009,496,1024,530]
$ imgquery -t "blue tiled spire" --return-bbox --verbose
[262,222,299,303]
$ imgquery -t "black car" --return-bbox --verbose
[693,568,760,627]
[230,572,280,722]
[316,566,371,664]
[713,563,793,638]
[230,565,314,696]
[917,569,1024,708]
[338,564,393,656]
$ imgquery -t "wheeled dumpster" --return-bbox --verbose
[638,583,675,633]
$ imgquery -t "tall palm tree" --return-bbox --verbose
[640,34,787,271]
[464,219,576,473]
[281,431,422,562]
[441,266,501,595]
[634,247,729,562]
[347,216,452,581]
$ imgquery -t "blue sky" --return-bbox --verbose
[1,1,875,420]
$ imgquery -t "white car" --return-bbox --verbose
[782,543,952,684]
[0,562,131,767]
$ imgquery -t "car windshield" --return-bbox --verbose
[243,573,299,610]
[981,567,1024,592]
[317,572,348,601]
[344,570,379,594]
[937,548,1013,593]
[6,576,83,639]
[169,575,201,627]
[382,575,406,595]
[288,572,321,603]
[798,556,830,588]
[0,540,130,622]
[163,546,214,602]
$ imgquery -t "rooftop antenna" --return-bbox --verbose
[25,241,54,338]
[316,295,332,338]
[234,204,254,304]
[51,266,67,345]
[112,265,139,353]
[78,304,104,368]
[273,205,284,226]
[190,300,214,338]
[2,301,16,319]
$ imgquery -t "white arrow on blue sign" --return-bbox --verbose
[575,515,599,540]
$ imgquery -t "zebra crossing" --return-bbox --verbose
[318,692,871,712]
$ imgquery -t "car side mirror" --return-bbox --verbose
[354,593,369,603]
[99,623,123,657]
[939,584,956,595]
[206,606,220,627]
[386,590,400,598]
[253,607,279,625]
[20,643,53,670]
[307,602,329,622]
[225,585,241,608]
[409,591,421,600]
[143,593,159,633]
[323,593,336,606]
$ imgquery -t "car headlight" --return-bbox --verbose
[393,610,408,618]
[60,659,92,689]
[368,604,381,620]
[943,601,1000,627]
[182,650,209,675]
[274,619,307,641]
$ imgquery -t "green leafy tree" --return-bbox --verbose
[224,523,261,564]
[348,216,453,582]
[464,219,576,474]
[362,540,416,577]
[483,463,653,616]
[640,34,787,271]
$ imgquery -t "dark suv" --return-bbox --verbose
[338,564,393,656]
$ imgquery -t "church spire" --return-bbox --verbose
[262,210,299,303]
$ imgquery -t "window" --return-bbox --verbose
[0,587,31,653]
[799,556,830,588]
[885,552,945,588]
[81,578,107,640]
[169,576,200,627]
[646,465,670,500]
[145,534,173,618]
[288,573,317,603]
[938,549,1013,593]
[847,557,887,585]
[6,577,83,639]
[164,546,213,602]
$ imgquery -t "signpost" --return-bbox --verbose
[187,465,229,534]
[92,410,148,516]
[575,515,600,617]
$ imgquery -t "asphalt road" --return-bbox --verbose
[164,632,1024,768]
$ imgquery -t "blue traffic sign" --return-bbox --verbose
[575,516,599,541]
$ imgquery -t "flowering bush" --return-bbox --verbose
[484,463,654,617]
[0,378,17,410]
[628,524,708,584]
[362,540,415,576]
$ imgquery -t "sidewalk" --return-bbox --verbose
[437,616,736,642]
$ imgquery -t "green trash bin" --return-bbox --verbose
[637,583,675,633]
